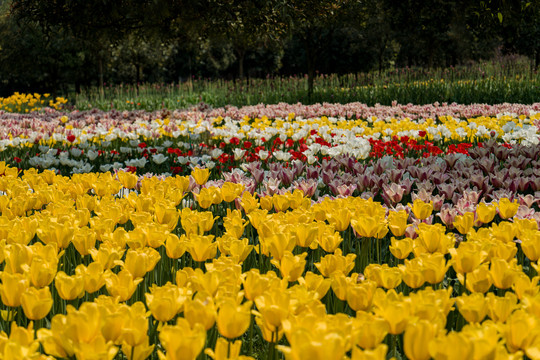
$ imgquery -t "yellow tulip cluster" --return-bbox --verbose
[0,92,67,112]
[0,161,540,359]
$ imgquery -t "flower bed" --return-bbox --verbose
[0,101,539,359]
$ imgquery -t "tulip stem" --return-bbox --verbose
[377,239,381,264]
[390,334,397,358]
[249,314,254,355]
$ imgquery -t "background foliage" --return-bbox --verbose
[0,0,539,99]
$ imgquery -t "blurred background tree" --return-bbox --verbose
[0,0,537,96]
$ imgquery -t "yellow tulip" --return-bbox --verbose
[457,264,492,293]
[159,318,206,360]
[3,242,33,274]
[205,338,254,360]
[347,280,379,313]
[259,196,273,211]
[403,320,438,360]
[351,216,387,239]
[2,322,43,359]
[298,272,331,300]
[389,237,413,260]
[354,312,389,350]
[326,208,351,232]
[225,237,254,263]
[194,188,215,209]
[117,170,139,189]
[272,251,307,282]
[117,302,149,347]
[239,191,259,213]
[216,299,252,339]
[37,315,73,358]
[165,233,187,259]
[54,271,85,301]
[254,288,290,331]
[449,241,487,274]
[453,212,475,234]
[104,269,143,302]
[456,293,488,323]
[154,201,180,231]
[223,209,247,239]
[191,167,210,186]
[497,198,519,219]
[243,269,277,301]
[221,182,244,203]
[387,210,409,237]
[28,256,57,288]
[410,199,433,220]
[490,258,520,290]
[486,292,518,323]
[89,242,125,270]
[291,222,320,249]
[409,287,455,322]
[513,274,540,300]
[428,331,473,360]
[318,227,343,253]
[76,262,106,294]
[121,339,155,360]
[415,223,454,255]
[72,226,97,257]
[187,234,217,263]
[419,253,449,285]
[65,302,102,344]
[256,316,285,344]
[364,264,402,289]
[521,229,540,262]
[330,273,352,301]
[502,309,540,353]
[373,289,411,335]
[399,259,426,289]
[315,249,356,277]
[277,327,348,360]
[476,202,497,224]
[351,344,388,360]
[37,219,74,249]
[146,282,188,322]
[491,221,516,243]
[74,334,118,359]
[122,248,161,279]
[266,232,296,261]
[172,175,191,195]
[460,322,500,360]
[21,286,53,320]
[273,194,290,212]
[143,223,169,248]
[197,211,218,233]
[184,293,217,331]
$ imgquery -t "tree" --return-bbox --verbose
[281,0,365,98]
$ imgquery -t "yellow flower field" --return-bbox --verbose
[0,160,539,359]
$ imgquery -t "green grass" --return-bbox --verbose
[69,60,540,111]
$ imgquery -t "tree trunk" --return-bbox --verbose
[98,55,104,98]
[136,63,141,96]
[378,38,388,75]
[237,48,245,79]
[305,39,316,101]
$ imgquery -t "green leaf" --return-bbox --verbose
[497,12,503,23]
